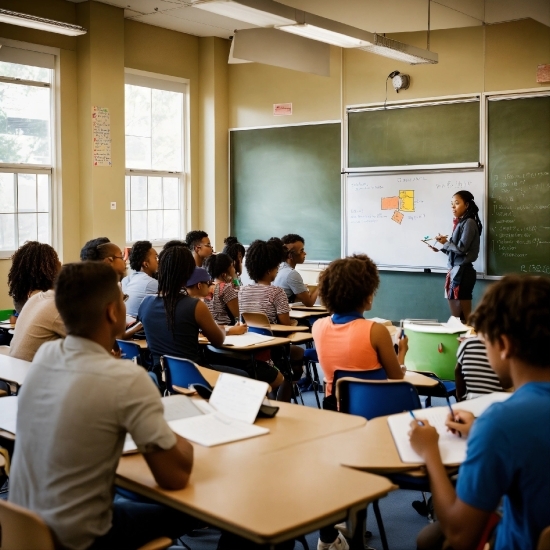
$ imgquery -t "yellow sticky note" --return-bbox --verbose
[399,190,415,212]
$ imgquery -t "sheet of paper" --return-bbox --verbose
[453,392,511,416]
[388,407,467,465]
[92,106,112,167]
[223,333,275,347]
[209,373,268,424]
[124,395,205,454]
[0,396,17,434]
[169,414,269,447]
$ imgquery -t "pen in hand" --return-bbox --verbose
[409,410,424,426]
[446,398,462,438]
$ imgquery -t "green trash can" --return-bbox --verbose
[0,309,12,322]
[403,321,467,380]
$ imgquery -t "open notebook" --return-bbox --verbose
[124,374,269,451]
[0,396,18,434]
[388,392,511,465]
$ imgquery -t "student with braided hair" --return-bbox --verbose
[432,190,483,322]
[221,236,246,285]
[121,240,158,317]
[8,241,61,321]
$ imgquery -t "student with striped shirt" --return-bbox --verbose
[455,336,504,400]
[239,238,304,402]
[203,253,240,325]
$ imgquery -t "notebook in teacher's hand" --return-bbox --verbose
[387,392,511,465]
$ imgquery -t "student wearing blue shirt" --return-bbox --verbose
[409,275,550,550]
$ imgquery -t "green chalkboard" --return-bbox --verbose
[348,101,480,167]
[487,95,550,276]
[230,123,341,261]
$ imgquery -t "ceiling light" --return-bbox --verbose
[191,0,296,27]
[0,8,87,36]
[277,12,374,49]
[360,34,438,64]
[279,24,373,48]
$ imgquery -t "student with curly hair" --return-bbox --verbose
[8,241,61,319]
[240,238,303,401]
[121,241,159,317]
[312,254,407,397]
[203,253,241,325]
[221,236,246,285]
[410,275,550,550]
[9,242,65,361]
[185,230,212,267]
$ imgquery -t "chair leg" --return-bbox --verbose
[306,360,321,409]
[348,507,367,550]
[372,499,390,550]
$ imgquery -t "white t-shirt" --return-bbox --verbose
[10,335,176,550]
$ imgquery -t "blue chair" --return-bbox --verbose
[116,339,152,371]
[414,370,456,407]
[160,355,212,395]
[332,368,387,394]
[336,378,422,550]
[336,378,421,420]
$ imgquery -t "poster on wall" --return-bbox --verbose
[92,106,112,167]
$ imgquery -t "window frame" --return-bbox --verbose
[124,68,189,246]
[0,39,57,260]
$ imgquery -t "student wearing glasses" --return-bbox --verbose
[80,237,127,282]
[185,229,213,267]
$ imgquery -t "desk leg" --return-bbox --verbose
[348,507,366,550]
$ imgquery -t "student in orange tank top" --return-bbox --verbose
[312,254,408,396]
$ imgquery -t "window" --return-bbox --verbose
[125,71,187,243]
[0,46,54,256]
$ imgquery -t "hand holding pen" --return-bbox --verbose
[445,410,475,439]
[408,411,439,459]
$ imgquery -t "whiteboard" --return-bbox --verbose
[344,171,485,273]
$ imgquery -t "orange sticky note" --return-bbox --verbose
[381,196,400,210]
[391,210,404,224]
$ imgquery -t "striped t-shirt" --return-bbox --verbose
[204,282,238,325]
[457,337,503,399]
[239,284,290,324]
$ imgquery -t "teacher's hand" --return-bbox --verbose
[435,234,448,245]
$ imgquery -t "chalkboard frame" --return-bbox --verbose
[229,120,342,263]
[345,96,482,172]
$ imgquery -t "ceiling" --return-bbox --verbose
[65,0,550,38]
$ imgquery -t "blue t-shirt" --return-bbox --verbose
[121,271,158,318]
[456,382,550,550]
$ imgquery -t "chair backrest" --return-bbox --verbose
[116,339,141,362]
[538,526,550,550]
[0,499,55,550]
[241,312,271,330]
[332,368,387,395]
[336,378,421,420]
[0,309,12,322]
[161,355,212,393]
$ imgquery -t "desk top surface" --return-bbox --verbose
[116,403,390,544]
[0,354,31,386]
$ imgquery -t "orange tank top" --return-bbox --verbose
[312,317,382,395]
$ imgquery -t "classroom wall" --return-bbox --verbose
[227,18,550,321]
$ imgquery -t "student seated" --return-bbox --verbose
[239,238,304,401]
[9,247,64,362]
[186,264,246,336]
[221,236,246,286]
[138,246,247,380]
[203,253,241,324]
[185,229,213,267]
[7,241,61,324]
[121,240,159,317]
[274,233,319,306]
[409,275,550,550]
[9,261,196,550]
[455,334,504,401]
[80,238,127,281]
[312,254,406,397]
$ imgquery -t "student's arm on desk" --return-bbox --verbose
[409,418,489,550]
[195,300,225,347]
[276,312,298,326]
[294,286,319,307]
[371,323,406,379]
[143,433,194,490]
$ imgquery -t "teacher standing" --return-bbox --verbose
[434,190,482,322]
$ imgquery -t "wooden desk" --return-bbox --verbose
[117,404,391,546]
[404,371,438,388]
[266,324,309,333]
[0,354,31,393]
[290,305,327,312]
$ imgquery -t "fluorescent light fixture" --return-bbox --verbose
[0,9,87,36]
[191,0,296,27]
[279,24,373,48]
[278,12,374,48]
[360,34,438,65]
